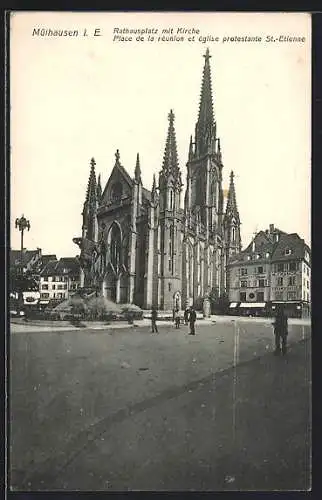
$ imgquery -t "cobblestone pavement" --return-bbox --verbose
[10,320,311,491]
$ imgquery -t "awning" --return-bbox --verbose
[229,302,238,308]
[239,302,266,308]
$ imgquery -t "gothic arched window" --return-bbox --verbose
[122,235,129,270]
[110,182,123,202]
[211,179,217,207]
[232,227,236,242]
[195,177,201,205]
[110,224,122,271]
[168,226,174,273]
[169,190,174,210]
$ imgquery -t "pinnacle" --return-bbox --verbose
[86,157,97,203]
[135,153,142,183]
[225,170,239,217]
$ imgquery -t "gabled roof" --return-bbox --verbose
[228,227,309,265]
[271,233,306,262]
[101,151,134,201]
[40,257,80,276]
[56,257,80,274]
[40,260,59,276]
[41,254,57,264]
[10,249,41,267]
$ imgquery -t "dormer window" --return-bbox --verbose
[247,255,251,261]
[265,252,270,258]
[256,254,261,260]
[284,248,292,256]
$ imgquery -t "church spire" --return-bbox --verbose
[195,48,216,157]
[160,109,181,185]
[135,153,142,183]
[225,171,239,219]
[198,48,214,127]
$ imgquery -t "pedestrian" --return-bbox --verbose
[184,308,189,325]
[189,307,197,335]
[272,305,288,355]
[151,307,158,333]
[175,308,180,329]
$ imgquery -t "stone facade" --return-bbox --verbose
[227,224,311,315]
[74,49,242,310]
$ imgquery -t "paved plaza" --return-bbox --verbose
[10,318,311,491]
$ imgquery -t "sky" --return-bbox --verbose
[10,12,311,258]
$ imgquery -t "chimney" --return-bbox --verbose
[252,240,256,252]
[269,224,274,233]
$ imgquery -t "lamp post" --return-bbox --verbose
[15,214,30,276]
[14,215,30,315]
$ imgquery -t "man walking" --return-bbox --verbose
[273,305,288,355]
[184,308,189,325]
[189,307,197,335]
[174,308,180,329]
[151,307,158,333]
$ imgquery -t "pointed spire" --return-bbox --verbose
[135,153,142,183]
[161,109,181,185]
[86,157,97,204]
[197,49,214,128]
[151,173,157,202]
[194,49,216,157]
[225,171,239,218]
[96,173,102,201]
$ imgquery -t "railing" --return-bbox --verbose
[97,196,131,213]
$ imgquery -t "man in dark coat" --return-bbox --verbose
[151,307,158,333]
[189,307,197,335]
[184,308,189,325]
[273,305,288,355]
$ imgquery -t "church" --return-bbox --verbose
[73,49,242,310]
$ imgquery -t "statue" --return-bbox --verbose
[203,290,211,318]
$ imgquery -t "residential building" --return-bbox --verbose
[10,248,42,275]
[39,257,81,305]
[73,49,242,310]
[227,224,311,317]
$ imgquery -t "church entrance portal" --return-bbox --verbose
[104,267,117,302]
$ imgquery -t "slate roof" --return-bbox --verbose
[38,254,57,270]
[40,257,80,277]
[10,249,41,268]
[228,227,308,265]
[40,260,59,276]
[271,233,307,262]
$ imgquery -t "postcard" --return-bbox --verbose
[9,11,311,491]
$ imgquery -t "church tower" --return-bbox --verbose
[185,48,224,237]
[158,110,183,310]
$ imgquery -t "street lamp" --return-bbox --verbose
[15,214,30,276]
